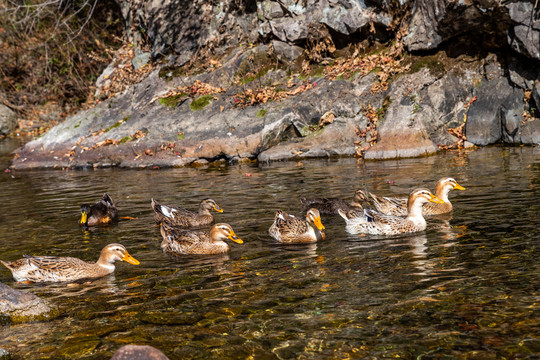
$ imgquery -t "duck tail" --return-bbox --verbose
[337,209,349,221]
[274,210,287,221]
[151,198,162,213]
[0,260,12,270]
[102,193,114,206]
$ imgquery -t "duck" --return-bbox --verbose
[300,190,365,215]
[268,208,326,244]
[159,222,243,255]
[0,244,139,283]
[80,193,118,227]
[151,198,223,228]
[338,188,444,236]
[356,177,465,216]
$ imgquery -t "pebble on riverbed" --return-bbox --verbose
[110,345,169,360]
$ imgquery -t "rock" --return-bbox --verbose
[269,15,308,43]
[365,68,439,160]
[0,105,17,135]
[0,282,53,323]
[404,0,510,52]
[515,119,540,145]
[132,52,152,70]
[505,2,540,60]
[95,63,116,99]
[466,77,523,146]
[404,0,455,51]
[110,345,169,360]
[272,40,303,61]
[259,1,284,20]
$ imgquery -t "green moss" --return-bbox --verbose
[377,96,392,121]
[189,95,213,111]
[119,136,131,144]
[310,66,325,78]
[239,66,272,85]
[256,109,267,118]
[347,70,360,80]
[300,125,325,137]
[159,93,187,109]
[409,56,446,78]
[235,50,276,85]
[158,66,184,82]
[104,116,129,132]
[177,132,185,140]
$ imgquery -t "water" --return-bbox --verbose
[0,145,538,359]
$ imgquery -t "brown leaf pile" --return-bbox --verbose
[65,129,147,160]
[354,105,379,158]
[318,110,335,127]
[150,80,225,104]
[324,53,409,93]
[94,45,157,101]
[233,80,317,108]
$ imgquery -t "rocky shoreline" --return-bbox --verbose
[6,0,540,170]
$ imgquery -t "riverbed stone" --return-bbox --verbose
[0,282,53,323]
[0,105,17,135]
[110,345,169,360]
[0,348,9,360]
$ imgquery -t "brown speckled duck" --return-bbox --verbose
[356,177,465,216]
[338,188,444,236]
[151,198,223,228]
[159,223,243,255]
[300,190,365,215]
[269,208,326,244]
[1,244,139,283]
[80,193,117,227]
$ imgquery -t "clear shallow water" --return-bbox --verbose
[0,146,538,359]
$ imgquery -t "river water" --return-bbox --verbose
[0,143,538,359]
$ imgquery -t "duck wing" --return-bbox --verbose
[300,197,350,215]
[160,224,209,254]
[18,255,94,282]
[356,190,407,216]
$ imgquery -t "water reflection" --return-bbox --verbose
[0,146,539,359]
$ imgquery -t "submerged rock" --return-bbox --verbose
[110,345,169,360]
[0,282,54,323]
[0,348,10,360]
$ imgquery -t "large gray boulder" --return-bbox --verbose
[8,1,540,168]
[365,68,440,160]
[466,77,523,146]
[0,282,53,323]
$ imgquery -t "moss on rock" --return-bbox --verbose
[189,95,213,111]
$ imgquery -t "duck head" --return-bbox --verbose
[306,208,325,231]
[210,223,243,244]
